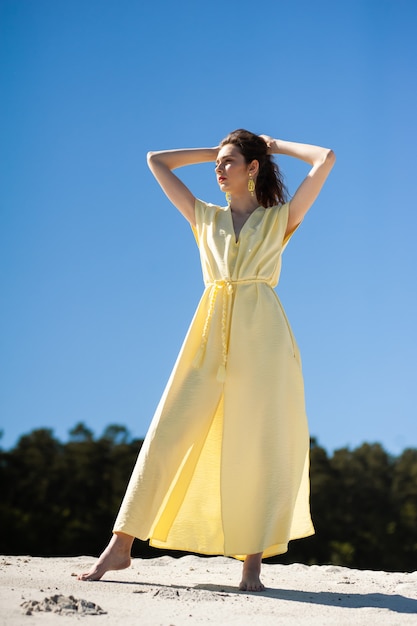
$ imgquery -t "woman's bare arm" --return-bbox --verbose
[261,136,336,236]
[147,148,218,226]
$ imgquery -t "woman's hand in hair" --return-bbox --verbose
[259,135,275,153]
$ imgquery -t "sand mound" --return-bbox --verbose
[21,594,106,616]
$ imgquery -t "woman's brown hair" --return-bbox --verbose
[219,129,287,208]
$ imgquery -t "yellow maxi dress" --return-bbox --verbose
[114,199,314,559]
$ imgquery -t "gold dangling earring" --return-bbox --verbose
[226,192,231,206]
[248,175,255,196]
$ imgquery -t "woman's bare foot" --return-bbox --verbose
[77,532,134,581]
[239,552,265,592]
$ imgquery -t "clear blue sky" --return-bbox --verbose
[1,0,416,455]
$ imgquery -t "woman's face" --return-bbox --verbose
[215,144,253,196]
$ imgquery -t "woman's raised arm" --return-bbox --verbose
[261,136,336,236]
[147,147,218,226]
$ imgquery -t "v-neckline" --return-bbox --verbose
[227,205,261,244]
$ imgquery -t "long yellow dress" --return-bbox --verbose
[113,199,314,559]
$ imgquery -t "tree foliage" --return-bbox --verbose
[0,425,416,571]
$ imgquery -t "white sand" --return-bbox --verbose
[1,555,416,625]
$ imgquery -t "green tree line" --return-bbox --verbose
[0,424,416,571]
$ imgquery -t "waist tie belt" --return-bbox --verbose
[192,277,272,383]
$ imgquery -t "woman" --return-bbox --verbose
[79,129,335,591]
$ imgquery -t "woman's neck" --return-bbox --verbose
[229,193,259,215]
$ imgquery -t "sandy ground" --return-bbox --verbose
[1,554,416,625]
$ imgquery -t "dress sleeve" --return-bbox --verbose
[280,202,302,252]
[191,198,217,247]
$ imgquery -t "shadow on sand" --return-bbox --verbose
[100,579,417,615]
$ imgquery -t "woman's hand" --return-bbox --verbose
[259,134,276,154]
